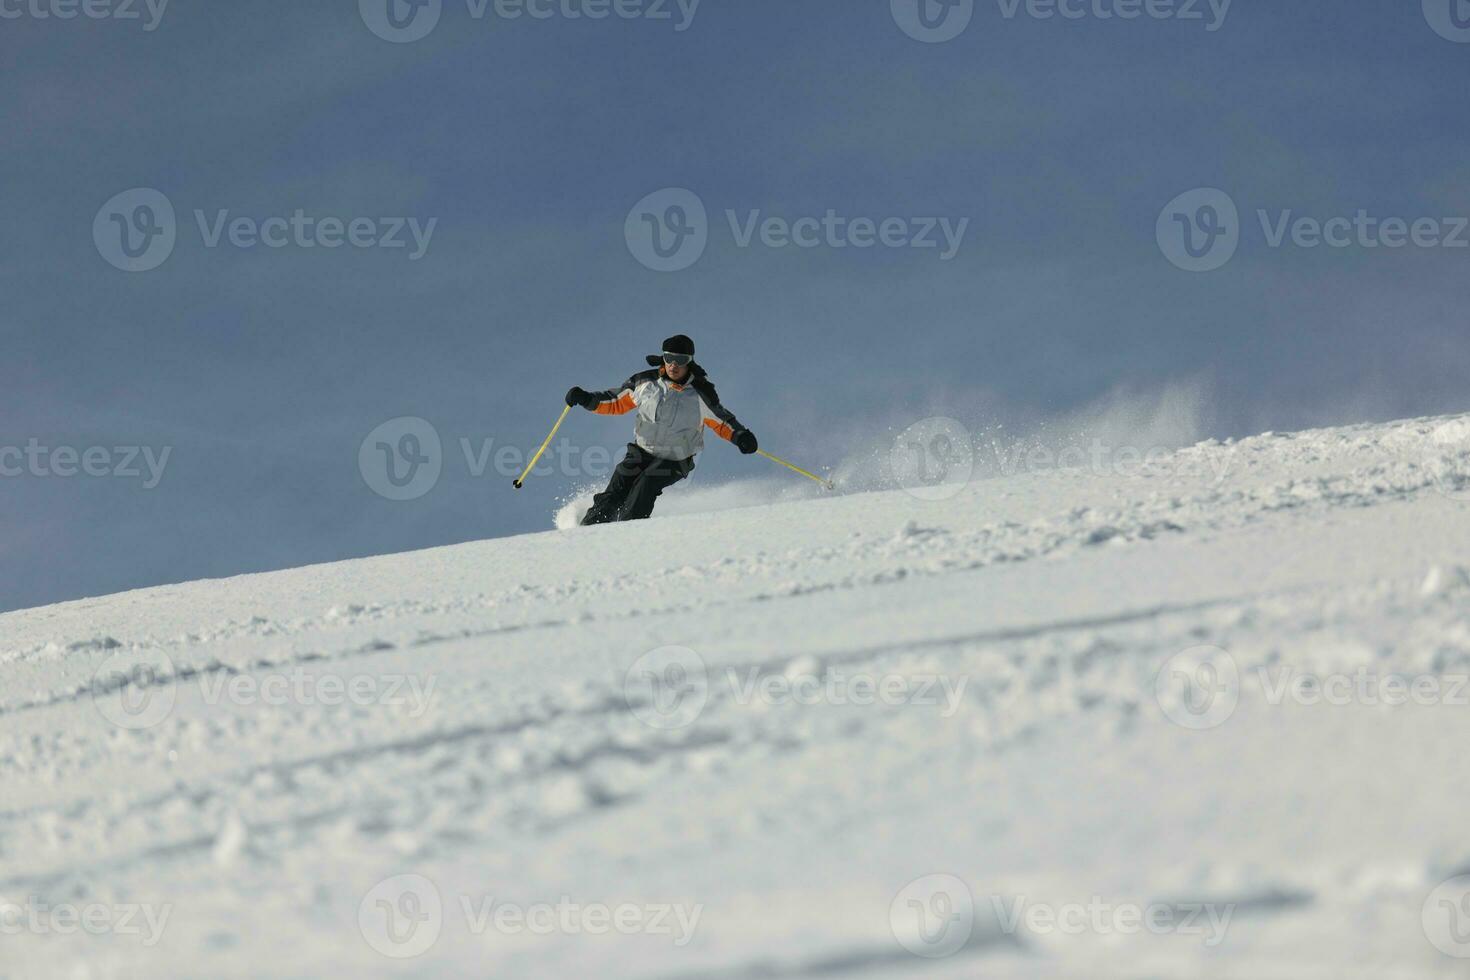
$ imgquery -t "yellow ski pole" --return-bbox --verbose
[757,449,835,491]
[513,405,572,489]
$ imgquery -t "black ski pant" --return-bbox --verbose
[582,444,694,525]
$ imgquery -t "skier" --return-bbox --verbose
[565,335,758,525]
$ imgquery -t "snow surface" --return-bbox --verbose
[5,413,1470,978]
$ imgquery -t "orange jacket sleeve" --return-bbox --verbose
[594,391,637,415]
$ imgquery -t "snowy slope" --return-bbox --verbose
[5,413,1470,978]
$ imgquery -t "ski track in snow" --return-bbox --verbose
[3,414,1470,977]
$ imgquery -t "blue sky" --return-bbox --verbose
[3,0,1468,611]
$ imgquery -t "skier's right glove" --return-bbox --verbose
[565,386,597,410]
[733,428,759,455]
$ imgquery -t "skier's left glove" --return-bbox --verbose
[565,386,597,409]
[733,428,758,455]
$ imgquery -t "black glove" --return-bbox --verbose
[733,428,758,455]
[565,386,595,409]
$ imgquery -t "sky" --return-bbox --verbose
[2,0,1468,612]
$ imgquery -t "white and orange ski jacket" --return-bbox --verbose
[587,360,746,461]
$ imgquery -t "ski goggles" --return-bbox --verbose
[662,352,693,367]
